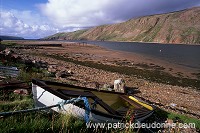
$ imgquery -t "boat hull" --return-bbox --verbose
[32,83,124,122]
[32,79,154,123]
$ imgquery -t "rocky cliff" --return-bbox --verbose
[45,7,200,44]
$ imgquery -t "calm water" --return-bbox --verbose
[65,40,200,70]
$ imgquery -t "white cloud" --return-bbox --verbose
[1,0,199,39]
[38,0,122,28]
[38,0,200,29]
[10,10,49,26]
[0,10,59,39]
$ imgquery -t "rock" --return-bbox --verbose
[13,89,28,95]
[67,69,73,74]
[0,76,6,79]
[102,83,112,91]
[32,60,36,64]
[170,103,177,108]
[48,67,57,73]
[94,82,100,89]
[48,65,54,69]
[55,71,72,78]
[107,88,113,91]
[4,49,14,55]
[56,71,64,78]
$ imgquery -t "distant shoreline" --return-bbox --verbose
[2,39,200,46]
[4,40,199,79]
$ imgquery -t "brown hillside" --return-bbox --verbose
[45,7,200,44]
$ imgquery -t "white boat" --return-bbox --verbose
[32,79,155,123]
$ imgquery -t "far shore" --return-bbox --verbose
[3,40,199,79]
[2,39,200,46]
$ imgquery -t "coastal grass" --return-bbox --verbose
[167,113,200,129]
[42,54,200,89]
[0,41,18,47]
[192,72,200,80]
[0,113,89,133]
[154,109,200,129]
[1,93,199,132]
[0,92,87,133]
[17,69,48,82]
[0,99,33,112]
[0,95,114,133]
[0,59,51,82]
[0,110,87,133]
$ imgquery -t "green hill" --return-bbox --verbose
[0,35,24,40]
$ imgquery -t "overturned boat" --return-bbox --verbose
[32,79,155,123]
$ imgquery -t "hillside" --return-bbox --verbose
[0,35,24,40]
[45,7,200,44]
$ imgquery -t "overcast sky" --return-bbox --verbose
[0,0,200,39]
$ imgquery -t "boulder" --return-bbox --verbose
[55,70,72,78]
[13,89,28,95]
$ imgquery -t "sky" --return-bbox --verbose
[0,0,200,39]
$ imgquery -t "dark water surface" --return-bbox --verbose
[65,40,200,70]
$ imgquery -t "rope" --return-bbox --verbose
[58,96,91,123]
[0,97,91,123]
[0,104,59,117]
[81,97,91,123]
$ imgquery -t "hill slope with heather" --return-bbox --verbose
[45,7,200,44]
